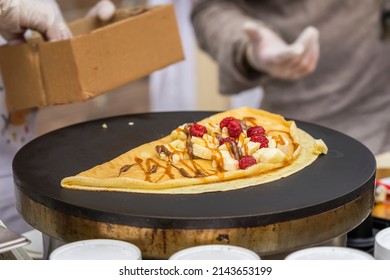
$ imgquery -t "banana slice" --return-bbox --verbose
[191,136,206,146]
[222,157,239,171]
[221,127,229,138]
[241,141,261,156]
[253,148,287,164]
[193,143,213,160]
[157,139,186,161]
[202,134,219,148]
[212,150,239,171]
[171,124,188,140]
[191,135,219,149]
[167,139,186,151]
[203,122,221,135]
[268,132,294,159]
[267,137,277,148]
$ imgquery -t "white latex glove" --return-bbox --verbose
[85,0,116,21]
[244,22,320,80]
[0,0,72,44]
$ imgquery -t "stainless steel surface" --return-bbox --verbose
[42,234,66,260]
[0,225,30,254]
[322,234,348,247]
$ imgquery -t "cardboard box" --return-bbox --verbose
[0,5,184,112]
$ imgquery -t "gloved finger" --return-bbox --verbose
[278,56,317,80]
[268,64,303,80]
[266,68,298,80]
[282,53,318,80]
[0,31,25,45]
[243,21,268,71]
[279,44,314,75]
[293,26,319,50]
[46,1,73,41]
[297,39,319,74]
[243,21,263,45]
[244,21,303,61]
[267,44,304,66]
[243,21,306,76]
[277,26,317,66]
[17,0,72,41]
[85,0,116,21]
[274,26,319,78]
[46,21,73,41]
[267,46,312,79]
[288,30,320,77]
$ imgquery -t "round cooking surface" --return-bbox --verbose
[13,111,376,229]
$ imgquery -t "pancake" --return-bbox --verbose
[61,107,327,194]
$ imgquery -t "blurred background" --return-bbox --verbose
[36,0,263,135]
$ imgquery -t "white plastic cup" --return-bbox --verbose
[285,246,375,260]
[374,227,390,260]
[49,239,142,260]
[169,245,261,260]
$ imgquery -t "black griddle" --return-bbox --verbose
[13,111,376,230]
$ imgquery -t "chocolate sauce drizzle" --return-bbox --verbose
[118,164,135,176]
[116,116,294,183]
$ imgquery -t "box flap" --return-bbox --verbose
[38,40,84,105]
[0,43,46,112]
[68,6,148,37]
[71,5,184,95]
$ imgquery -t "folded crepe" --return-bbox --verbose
[61,107,327,194]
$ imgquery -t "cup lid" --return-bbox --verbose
[375,227,390,249]
[285,246,375,260]
[49,239,142,260]
[374,227,390,260]
[169,245,260,260]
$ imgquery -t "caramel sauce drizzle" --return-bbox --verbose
[272,135,285,145]
[243,116,257,126]
[190,160,211,177]
[120,152,218,181]
[118,118,293,183]
[180,160,196,173]
[212,150,225,172]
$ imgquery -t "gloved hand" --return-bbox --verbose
[85,0,116,21]
[243,22,320,80]
[0,0,72,44]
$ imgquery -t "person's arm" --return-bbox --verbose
[381,0,390,40]
[191,0,260,94]
[191,0,319,94]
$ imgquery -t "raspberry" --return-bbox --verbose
[239,156,257,169]
[219,137,236,146]
[189,123,207,137]
[247,126,266,137]
[227,120,243,138]
[220,117,238,129]
[250,135,269,148]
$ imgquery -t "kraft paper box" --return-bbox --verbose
[0,5,184,112]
